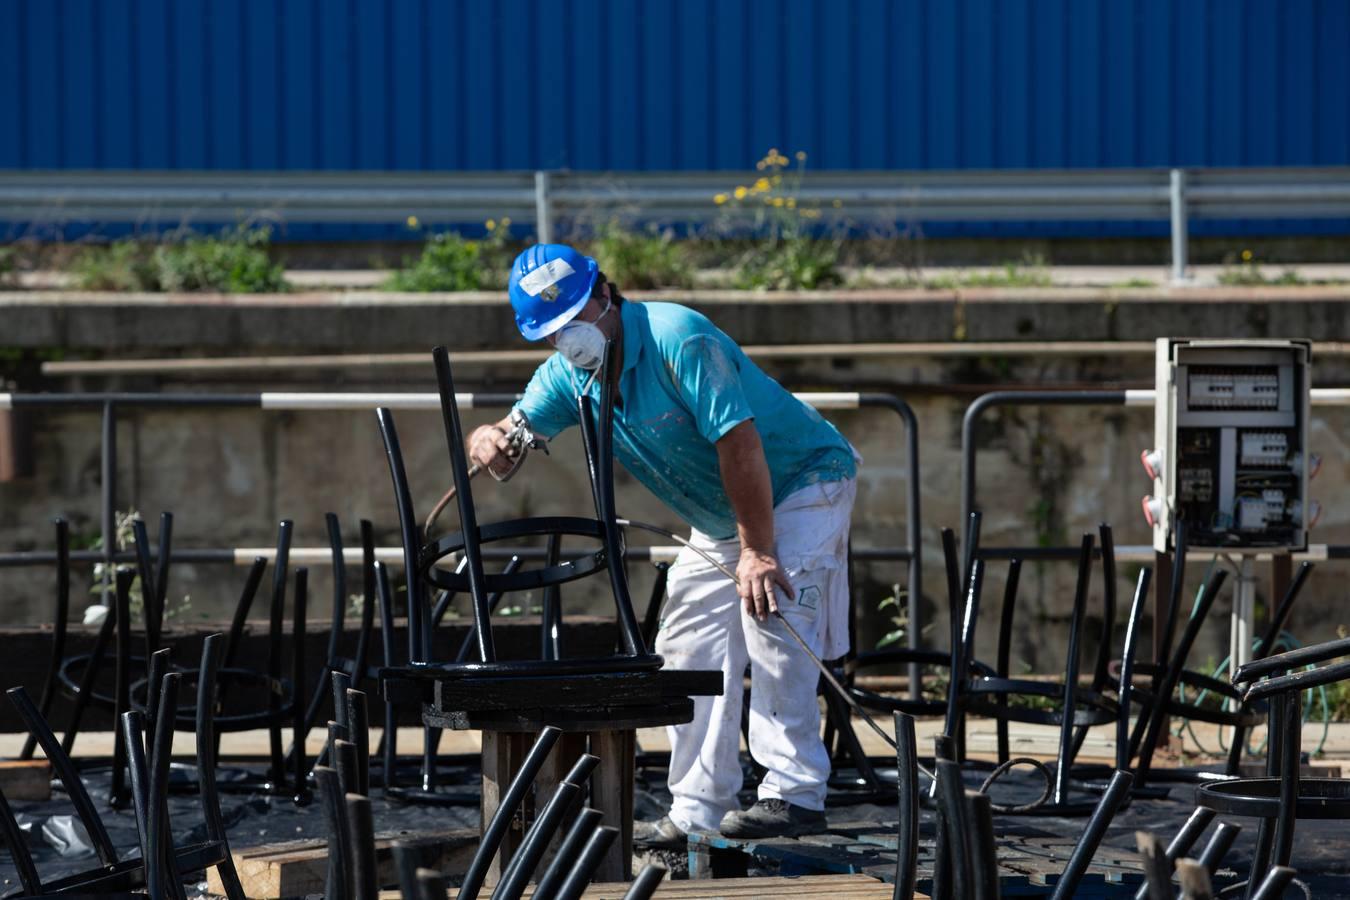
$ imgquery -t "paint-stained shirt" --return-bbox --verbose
[513,300,857,539]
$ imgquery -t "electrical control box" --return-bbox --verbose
[1150,338,1311,553]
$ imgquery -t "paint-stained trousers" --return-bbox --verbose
[656,478,857,833]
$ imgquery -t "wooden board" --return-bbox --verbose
[431,670,722,713]
[375,873,920,899]
[206,827,476,899]
[0,759,51,801]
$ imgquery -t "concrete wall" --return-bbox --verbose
[5,287,1350,675]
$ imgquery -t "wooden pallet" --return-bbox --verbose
[376,873,913,899]
[207,827,476,899]
[0,759,51,801]
[688,822,1145,899]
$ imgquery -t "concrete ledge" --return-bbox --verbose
[5,286,1350,354]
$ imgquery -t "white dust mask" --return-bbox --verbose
[553,298,613,370]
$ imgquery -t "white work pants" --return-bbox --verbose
[656,478,856,833]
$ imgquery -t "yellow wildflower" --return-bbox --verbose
[756,161,766,170]
[500,217,511,227]
[772,197,785,207]
[713,193,728,205]
[406,215,420,229]
[754,177,771,192]
[1242,249,1253,261]
[734,185,749,200]
[832,199,842,208]
[796,151,807,162]
[785,197,796,209]
[485,219,496,231]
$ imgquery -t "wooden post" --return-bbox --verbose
[589,729,636,882]
[534,731,588,871]
[480,730,532,885]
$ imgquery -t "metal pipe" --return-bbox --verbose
[995,558,1022,765]
[431,347,491,662]
[458,725,562,900]
[893,712,919,900]
[936,759,973,900]
[354,519,377,687]
[534,170,552,244]
[122,710,153,893]
[335,739,360,798]
[1196,821,1242,878]
[968,790,999,900]
[267,520,294,792]
[375,562,399,789]
[292,567,309,804]
[148,672,184,900]
[110,566,134,809]
[1170,169,1189,284]
[100,401,115,612]
[1249,867,1298,900]
[7,685,119,866]
[553,825,620,900]
[315,766,350,900]
[1116,568,1152,772]
[23,518,69,760]
[493,781,583,900]
[1053,534,1095,805]
[376,407,436,664]
[622,865,667,900]
[960,390,1129,529]
[535,807,604,898]
[347,792,378,900]
[1050,769,1134,900]
[346,688,371,797]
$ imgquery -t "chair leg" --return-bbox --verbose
[23,518,71,761]
[536,807,604,898]
[375,562,400,789]
[347,793,378,900]
[1133,807,1217,900]
[198,634,247,900]
[60,601,117,755]
[995,559,1022,766]
[347,688,372,797]
[893,713,919,900]
[554,825,620,900]
[0,786,43,894]
[353,519,378,688]
[292,567,310,804]
[267,520,294,793]
[8,685,119,866]
[111,566,135,809]
[1054,534,1095,805]
[316,766,351,900]
[1050,769,1133,900]
[149,672,188,900]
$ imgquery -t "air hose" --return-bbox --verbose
[617,517,1055,813]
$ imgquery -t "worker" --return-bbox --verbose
[468,244,859,843]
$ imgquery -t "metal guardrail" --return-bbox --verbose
[0,388,923,694]
[4,167,1349,282]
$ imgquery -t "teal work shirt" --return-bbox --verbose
[514,301,857,539]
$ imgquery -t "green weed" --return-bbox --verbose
[385,232,486,292]
[588,223,692,289]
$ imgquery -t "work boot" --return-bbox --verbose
[633,814,688,849]
[719,798,828,839]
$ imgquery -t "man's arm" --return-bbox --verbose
[716,419,795,621]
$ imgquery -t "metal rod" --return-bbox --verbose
[375,407,434,663]
[1170,168,1189,283]
[198,634,246,900]
[458,725,562,900]
[354,519,377,687]
[7,685,119,866]
[1054,534,1095,805]
[375,561,399,789]
[968,790,1000,900]
[542,533,564,659]
[534,170,553,244]
[553,825,620,900]
[100,401,115,612]
[23,518,69,760]
[1196,821,1242,876]
[0,783,43,894]
[267,520,294,791]
[1050,769,1134,900]
[148,672,184,900]
[535,807,604,899]
[1116,568,1152,772]
[893,712,919,900]
[347,688,371,797]
[1249,866,1298,900]
[335,739,360,798]
[292,567,310,804]
[994,558,1022,765]
[936,759,973,900]
[430,347,491,662]
[315,766,350,900]
[493,781,583,900]
[347,792,378,900]
[110,565,134,809]
[622,865,667,900]
[122,709,153,890]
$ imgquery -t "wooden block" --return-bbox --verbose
[207,827,475,899]
[0,759,51,801]
[481,730,533,886]
[431,669,722,712]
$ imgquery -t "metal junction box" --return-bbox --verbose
[1151,338,1311,553]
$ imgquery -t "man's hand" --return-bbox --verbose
[467,422,515,476]
[736,547,795,622]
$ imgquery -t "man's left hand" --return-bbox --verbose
[737,548,795,622]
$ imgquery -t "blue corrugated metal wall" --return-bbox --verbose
[1,0,1347,236]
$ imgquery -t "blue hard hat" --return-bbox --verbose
[508,244,600,341]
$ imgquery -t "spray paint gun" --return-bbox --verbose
[423,408,548,535]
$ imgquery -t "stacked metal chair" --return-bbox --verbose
[315,721,666,899]
[0,630,245,898]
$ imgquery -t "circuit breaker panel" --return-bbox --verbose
[1148,339,1311,553]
